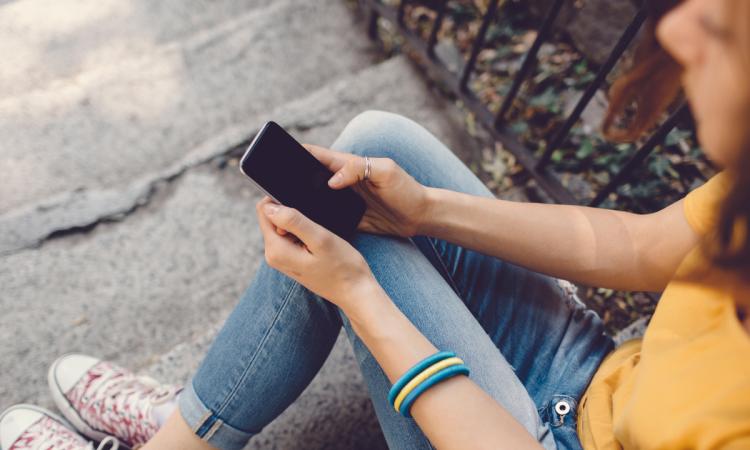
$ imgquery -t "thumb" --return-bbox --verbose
[303,144,347,172]
[328,156,368,189]
[262,203,329,251]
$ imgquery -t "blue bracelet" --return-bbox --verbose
[387,351,456,407]
[398,364,470,417]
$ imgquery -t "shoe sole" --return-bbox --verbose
[47,354,131,449]
[0,404,77,450]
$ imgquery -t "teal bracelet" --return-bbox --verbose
[387,351,456,407]
[398,364,470,417]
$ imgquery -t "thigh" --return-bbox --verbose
[331,111,614,447]
[340,232,556,450]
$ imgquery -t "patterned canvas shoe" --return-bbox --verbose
[0,404,118,450]
[48,354,180,448]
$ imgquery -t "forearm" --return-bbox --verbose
[419,187,679,291]
[344,284,541,450]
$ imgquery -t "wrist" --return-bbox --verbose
[416,187,444,236]
[341,279,396,335]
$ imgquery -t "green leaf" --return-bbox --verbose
[665,128,692,147]
[575,139,595,159]
[509,121,529,135]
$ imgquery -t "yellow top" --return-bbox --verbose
[578,173,750,449]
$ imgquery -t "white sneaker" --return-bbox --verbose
[48,354,180,448]
[0,404,118,450]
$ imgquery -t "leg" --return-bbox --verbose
[150,111,607,450]
[331,111,614,448]
[175,240,552,449]
[176,263,344,449]
[337,232,558,449]
[143,412,213,450]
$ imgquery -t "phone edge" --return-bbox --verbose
[238,121,283,204]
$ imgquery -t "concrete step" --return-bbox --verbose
[0,55,481,448]
[0,0,275,96]
[0,0,376,213]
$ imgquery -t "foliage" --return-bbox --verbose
[367,0,717,332]
[383,0,716,213]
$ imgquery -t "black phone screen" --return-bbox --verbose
[240,121,366,238]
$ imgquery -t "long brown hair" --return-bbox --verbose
[603,0,750,276]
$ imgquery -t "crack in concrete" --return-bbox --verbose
[0,120,331,257]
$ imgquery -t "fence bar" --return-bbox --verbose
[589,103,688,207]
[426,1,448,57]
[366,4,380,39]
[494,0,565,128]
[459,0,501,91]
[537,8,648,170]
[398,0,408,25]
[362,0,577,203]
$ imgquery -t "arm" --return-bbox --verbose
[347,283,542,450]
[420,188,699,292]
[255,199,542,449]
[309,145,699,293]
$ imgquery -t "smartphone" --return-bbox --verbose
[239,121,366,238]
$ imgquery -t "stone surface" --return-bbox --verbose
[0,0,275,96]
[0,53,480,448]
[0,0,488,446]
[0,56,479,256]
[0,0,375,213]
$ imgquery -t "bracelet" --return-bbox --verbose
[392,357,464,413]
[398,364,470,417]
[387,351,456,407]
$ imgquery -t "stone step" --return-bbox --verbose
[0,0,275,96]
[0,0,376,213]
[0,54,476,255]
[0,54,481,448]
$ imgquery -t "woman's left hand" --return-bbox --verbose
[255,196,378,311]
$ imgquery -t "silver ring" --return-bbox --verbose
[363,156,372,181]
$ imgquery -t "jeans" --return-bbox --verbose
[178,110,615,450]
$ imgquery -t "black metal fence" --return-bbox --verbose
[358,0,690,206]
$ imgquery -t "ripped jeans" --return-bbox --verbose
[177,111,615,450]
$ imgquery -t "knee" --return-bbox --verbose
[346,110,412,133]
[331,110,417,158]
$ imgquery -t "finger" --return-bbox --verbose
[256,197,278,237]
[303,144,349,172]
[328,156,366,189]
[256,199,311,265]
[257,198,292,239]
[257,199,294,244]
[261,202,332,252]
[329,156,397,189]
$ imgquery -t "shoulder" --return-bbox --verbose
[683,172,731,236]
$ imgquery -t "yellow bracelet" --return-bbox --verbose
[393,357,464,412]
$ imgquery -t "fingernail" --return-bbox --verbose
[328,173,342,187]
[264,203,279,215]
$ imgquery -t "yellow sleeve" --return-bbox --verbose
[719,437,750,450]
[683,172,731,236]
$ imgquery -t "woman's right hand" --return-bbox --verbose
[303,144,431,238]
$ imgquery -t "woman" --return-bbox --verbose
[1,0,748,448]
